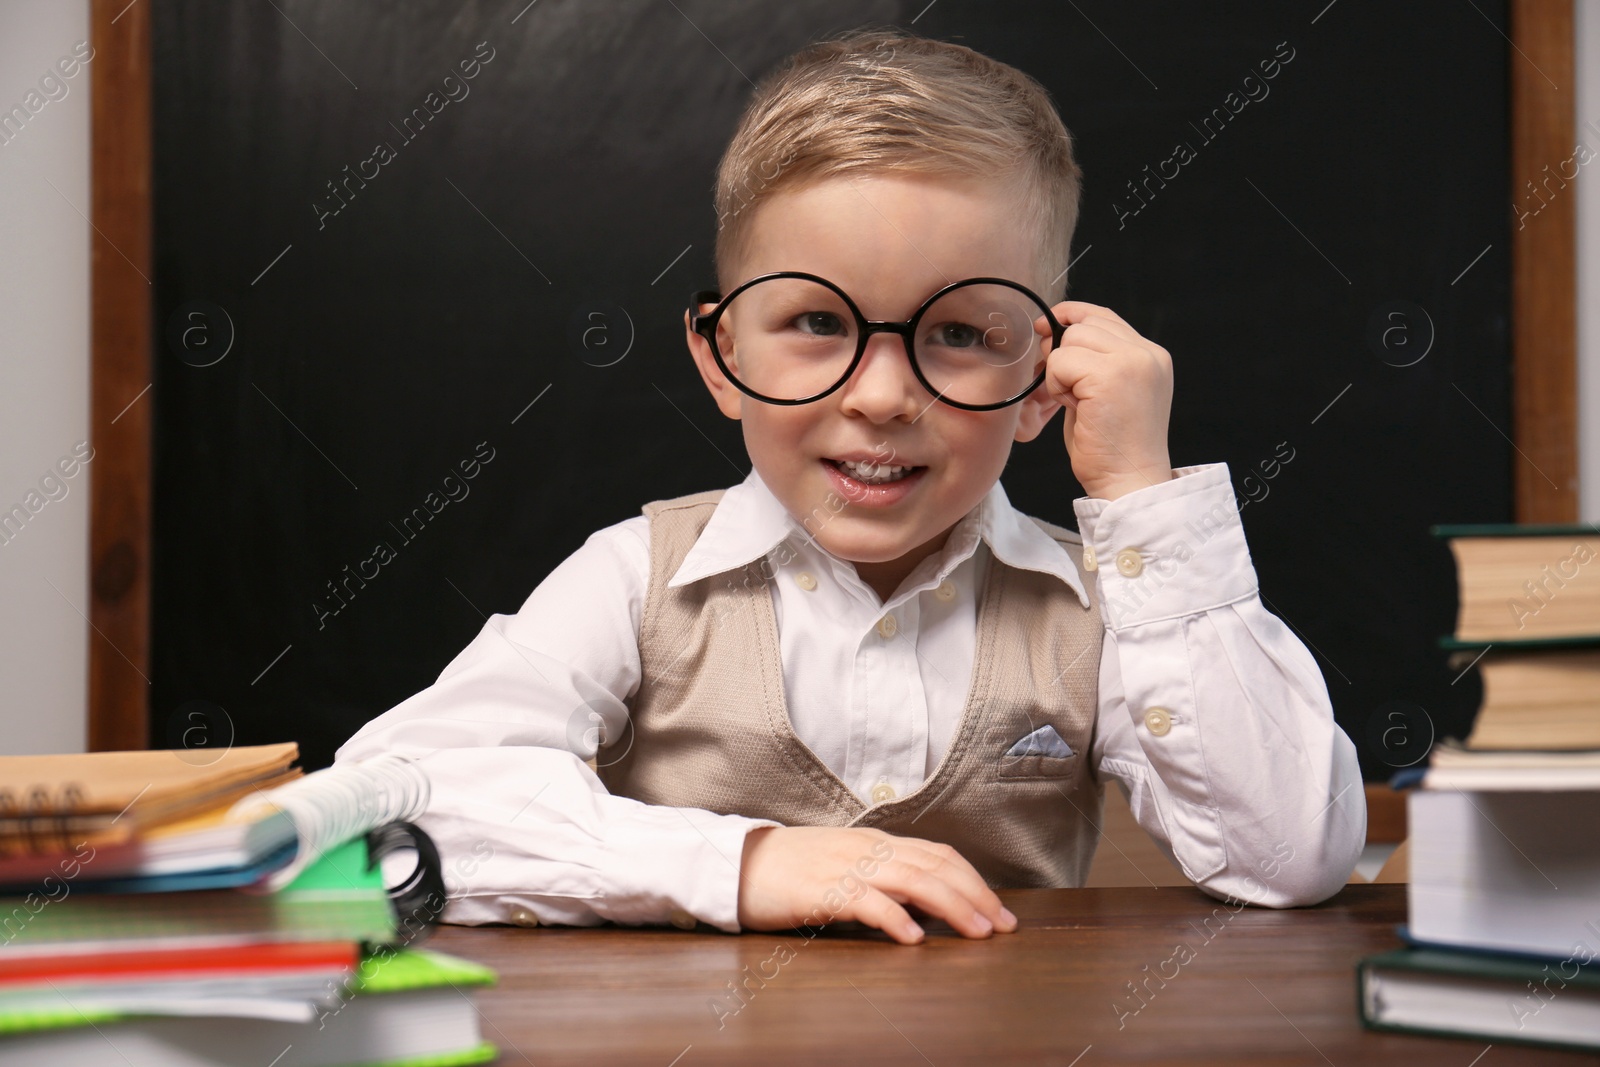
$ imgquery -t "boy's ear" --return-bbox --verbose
[1012,375,1062,442]
[684,305,743,421]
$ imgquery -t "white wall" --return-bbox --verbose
[0,1,92,755]
[1579,0,1600,524]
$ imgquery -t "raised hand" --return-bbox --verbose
[1035,300,1174,501]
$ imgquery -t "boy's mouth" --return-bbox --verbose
[820,455,929,506]
[824,457,924,485]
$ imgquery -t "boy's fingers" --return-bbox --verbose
[1048,304,1141,346]
[874,860,996,939]
[1056,300,1132,328]
[919,860,1010,933]
[892,840,1004,917]
[1044,345,1098,402]
[849,886,925,944]
[1043,313,1132,355]
[1059,322,1125,355]
[890,838,1017,933]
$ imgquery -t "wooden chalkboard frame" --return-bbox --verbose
[86,0,1580,768]
[88,0,153,751]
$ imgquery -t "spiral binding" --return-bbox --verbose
[366,821,447,946]
[227,754,431,891]
[0,783,86,856]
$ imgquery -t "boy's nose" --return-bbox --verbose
[837,332,924,421]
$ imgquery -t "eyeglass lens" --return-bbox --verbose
[712,278,1047,406]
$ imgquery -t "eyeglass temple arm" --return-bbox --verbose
[689,290,722,331]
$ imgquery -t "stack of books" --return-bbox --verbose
[1437,522,1600,751]
[0,744,496,1066]
[1358,523,1600,1052]
[0,743,303,892]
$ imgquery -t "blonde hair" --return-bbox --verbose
[712,26,1083,300]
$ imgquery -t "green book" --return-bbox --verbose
[1438,633,1600,651]
[1430,522,1600,539]
[1358,945,1600,1052]
[0,946,497,1066]
[0,839,395,957]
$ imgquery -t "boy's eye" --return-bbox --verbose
[932,321,983,348]
[793,311,847,337]
[925,320,1006,351]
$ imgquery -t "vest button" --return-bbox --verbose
[668,907,697,930]
[1082,545,1098,571]
[934,580,955,601]
[1115,548,1145,577]
[795,571,817,591]
[1143,706,1172,736]
[870,782,897,804]
[509,907,540,928]
[876,614,898,638]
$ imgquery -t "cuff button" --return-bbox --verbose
[669,907,698,930]
[1143,706,1172,736]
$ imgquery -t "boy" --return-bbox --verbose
[337,27,1364,945]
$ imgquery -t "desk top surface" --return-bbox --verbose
[427,884,1590,1066]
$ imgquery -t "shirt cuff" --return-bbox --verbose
[596,807,781,933]
[1072,462,1258,630]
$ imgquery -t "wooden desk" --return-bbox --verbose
[428,885,1590,1066]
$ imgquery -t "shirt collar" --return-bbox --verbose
[667,468,1091,608]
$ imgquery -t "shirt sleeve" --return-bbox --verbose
[1079,462,1365,907]
[335,516,778,932]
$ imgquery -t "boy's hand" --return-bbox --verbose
[737,826,1017,945]
[1035,300,1174,501]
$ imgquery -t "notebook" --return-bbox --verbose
[0,743,301,852]
[0,796,300,892]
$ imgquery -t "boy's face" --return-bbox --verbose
[686,172,1062,593]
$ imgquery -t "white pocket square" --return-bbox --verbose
[1005,724,1074,758]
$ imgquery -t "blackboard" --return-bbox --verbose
[151,0,1512,776]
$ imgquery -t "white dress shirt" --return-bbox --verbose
[336,462,1366,932]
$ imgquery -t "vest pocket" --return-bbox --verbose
[987,720,1085,781]
[996,751,1079,781]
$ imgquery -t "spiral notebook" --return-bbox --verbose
[0,749,431,896]
[0,743,300,854]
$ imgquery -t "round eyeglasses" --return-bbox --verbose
[688,271,1066,411]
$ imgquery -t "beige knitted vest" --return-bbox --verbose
[597,488,1107,888]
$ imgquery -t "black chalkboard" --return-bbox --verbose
[151,0,1511,777]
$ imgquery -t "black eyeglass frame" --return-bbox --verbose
[688,270,1066,411]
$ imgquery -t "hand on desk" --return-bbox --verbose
[736,826,1018,945]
